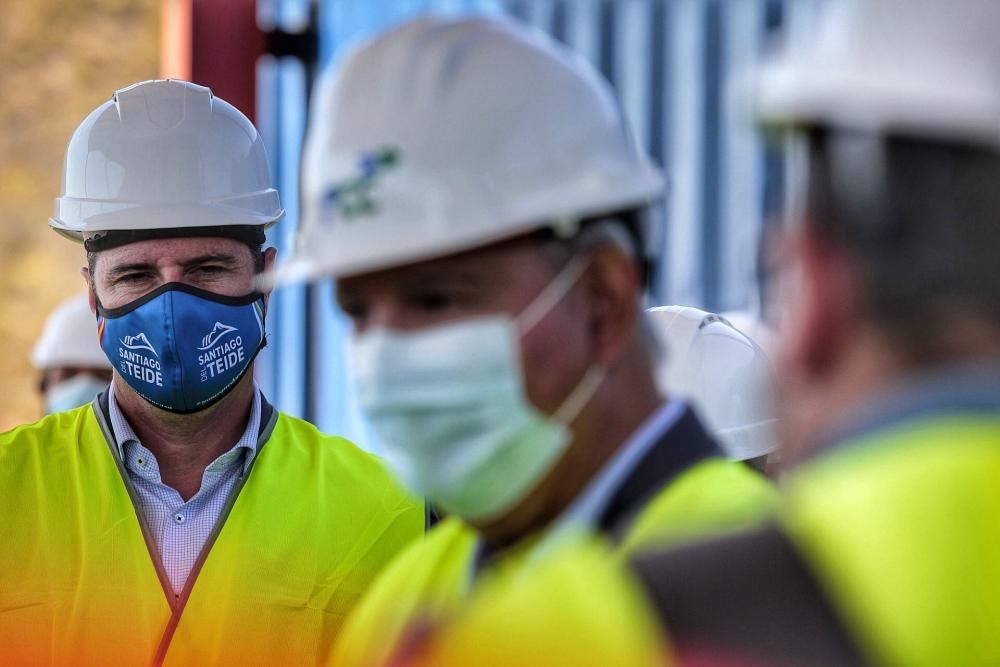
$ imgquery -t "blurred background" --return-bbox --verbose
[0,0,159,429]
[0,0,825,434]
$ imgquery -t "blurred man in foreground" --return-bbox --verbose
[33,293,113,415]
[634,1,1000,665]
[268,16,777,666]
[0,79,420,665]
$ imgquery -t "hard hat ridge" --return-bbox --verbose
[113,78,209,130]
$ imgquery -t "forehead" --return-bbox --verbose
[93,237,251,270]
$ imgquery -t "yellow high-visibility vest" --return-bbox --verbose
[409,534,672,667]
[785,415,1000,667]
[333,456,778,667]
[0,402,423,666]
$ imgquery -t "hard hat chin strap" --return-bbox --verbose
[84,225,267,252]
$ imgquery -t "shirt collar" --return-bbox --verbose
[527,398,688,559]
[107,381,263,474]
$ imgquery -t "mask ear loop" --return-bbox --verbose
[515,255,589,335]
[552,366,606,425]
[513,254,609,426]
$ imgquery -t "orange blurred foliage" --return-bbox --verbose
[0,0,160,430]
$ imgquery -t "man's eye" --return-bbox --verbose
[118,273,152,283]
[411,291,461,311]
[195,265,227,275]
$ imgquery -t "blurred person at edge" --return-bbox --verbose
[33,293,113,415]
[264,16,778,667]
[0,80,421,665]
[634,1,1000,666]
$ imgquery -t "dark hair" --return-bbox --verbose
[536,207,652,286]
[804,128,1000,359]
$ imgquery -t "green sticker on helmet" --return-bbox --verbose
[323,147,400,221]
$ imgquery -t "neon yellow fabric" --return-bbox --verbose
[332,456,776,666]
[0,404,422,666]
[0,406,167,666]
[785,416,1000,667]
[618,457,780,556]
[332,517,478,667]
[415,535,670,667]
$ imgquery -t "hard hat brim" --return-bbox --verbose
[50,199,283,242]
[263,167,665,290]
[751,58,1000,147]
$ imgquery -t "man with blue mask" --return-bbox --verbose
[32,293,113,416]
[265,17,778,666]
[0,79,421,665]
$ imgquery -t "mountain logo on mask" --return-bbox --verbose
[198,322,238,351]
[122,333,157,357]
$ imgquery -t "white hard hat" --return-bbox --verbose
[270,15,664,284]
[720,310,777,360]
[50,79,283,241]
[648,306,778,461]
[753,0,1000,147]
[32,294,112,371]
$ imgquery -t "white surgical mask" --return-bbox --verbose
[349,256,605,522]
[45,374,109,415]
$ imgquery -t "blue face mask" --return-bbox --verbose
[97,283,266,414]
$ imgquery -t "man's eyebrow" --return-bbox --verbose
[105,262,156,279]
[181,253,242,268]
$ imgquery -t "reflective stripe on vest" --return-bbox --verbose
[784,415,1000,667]
[332,456,777,667]
[0,403,423,666]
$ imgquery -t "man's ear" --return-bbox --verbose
[777,226,859,380]
[580,244,643,366]
[261,247,278,308]
[80,266,97,315]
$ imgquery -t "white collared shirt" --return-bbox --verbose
[533,399,687,557]
[107,382,262,594]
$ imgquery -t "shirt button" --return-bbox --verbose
[173,513,186,525]
[136,457,147,467]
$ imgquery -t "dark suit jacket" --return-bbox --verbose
[475,404,727,569]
